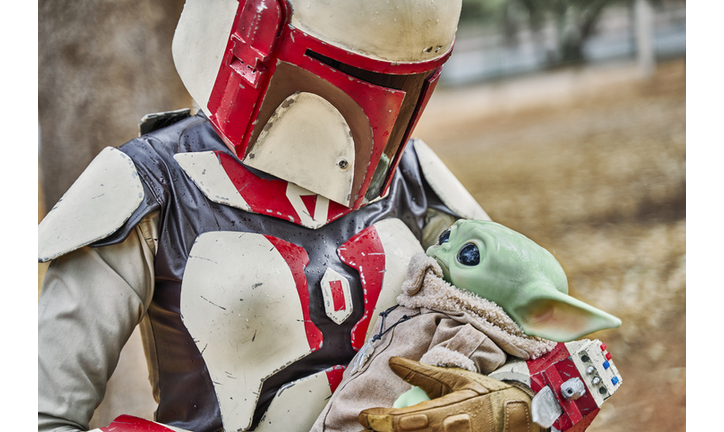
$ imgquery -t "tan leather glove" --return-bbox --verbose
[358,357,541,432]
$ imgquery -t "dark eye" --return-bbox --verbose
[438,229,451,245]
[457,243,480,266]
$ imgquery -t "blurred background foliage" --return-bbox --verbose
[414,1,687,430]
[443,0,685,84]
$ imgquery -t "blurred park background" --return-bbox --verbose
[38,0,686,430]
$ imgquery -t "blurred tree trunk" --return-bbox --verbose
[38,0,191,427]
[559,0,611,63]
[635,0,656,77]
[516,0,617,65]
[38,0,192,212]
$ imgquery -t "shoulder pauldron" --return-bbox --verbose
[38,147,145,262]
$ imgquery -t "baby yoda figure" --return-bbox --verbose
[427,219,621,343]
[311,220,621,432]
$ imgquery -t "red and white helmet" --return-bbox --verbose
[172,0,462,209]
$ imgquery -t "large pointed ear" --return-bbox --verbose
[512,291,622,342]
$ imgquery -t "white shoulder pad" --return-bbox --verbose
[38,147,145,263]
[413,139,491,221]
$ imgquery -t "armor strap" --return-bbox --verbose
[138,108,191,136]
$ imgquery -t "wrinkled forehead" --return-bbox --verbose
[450,220,507,241]
[453,220,569,289]
[451,220,543,258]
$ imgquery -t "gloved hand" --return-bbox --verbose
[358,357,541,432]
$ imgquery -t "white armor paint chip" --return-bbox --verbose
[174,151,252,211]
[488,358,532,387]
[244,92,356,207]
[285,182,331,229]
[180,231,317,431]
[38,147,144,262]
[255,369,336,432]
[413,139,491,221]
[320,268,353,325]
[531,385,564,428]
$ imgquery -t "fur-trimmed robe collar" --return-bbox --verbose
[397,253,557,360]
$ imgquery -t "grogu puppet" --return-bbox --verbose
[312,220,621,432]
[427,219,621,343]
[392,219,622,414]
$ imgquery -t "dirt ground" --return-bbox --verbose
[38,58,686,431]
[415,58,686,432]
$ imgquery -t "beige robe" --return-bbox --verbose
[311,253,556,432]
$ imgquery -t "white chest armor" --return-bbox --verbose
[180,218,423,431]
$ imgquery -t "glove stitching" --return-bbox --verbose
[486,394,494,432]
[504,400,532,432]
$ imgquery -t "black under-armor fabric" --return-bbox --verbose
[94,113,455,432]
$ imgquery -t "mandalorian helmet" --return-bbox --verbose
[173,0,462,209]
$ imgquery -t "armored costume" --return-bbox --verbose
[38,1,500,431]
[38,110,486,432]
[38,1,626,431]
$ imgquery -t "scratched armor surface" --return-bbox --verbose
[92,113,456,432]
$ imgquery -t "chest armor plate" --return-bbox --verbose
[180,218,423,431]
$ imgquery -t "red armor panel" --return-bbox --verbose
[265,235,323,350]
[100,415,179,432]
[180,232,324,430]
[217,151,353,227]
[338,225,386,351]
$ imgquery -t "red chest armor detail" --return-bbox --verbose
[180,218,423,431]
[218,151,354,227]
[264,235,323,350]
[337,226,386,350]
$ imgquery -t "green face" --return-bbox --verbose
[427,219,568,301]
[426,220,621,342]
[426,220,568,321]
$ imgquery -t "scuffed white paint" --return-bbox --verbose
[285,182,330,229]
[320,268,354,324]
[244,92,355,207]
[289,0,462,63]
[174,151,252,211]
[38,147,144,262]
[488,357,532,387]
[180,232,314,431]
[172,0,239,110]
[255,369,335,432]
[364,218,424,341]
